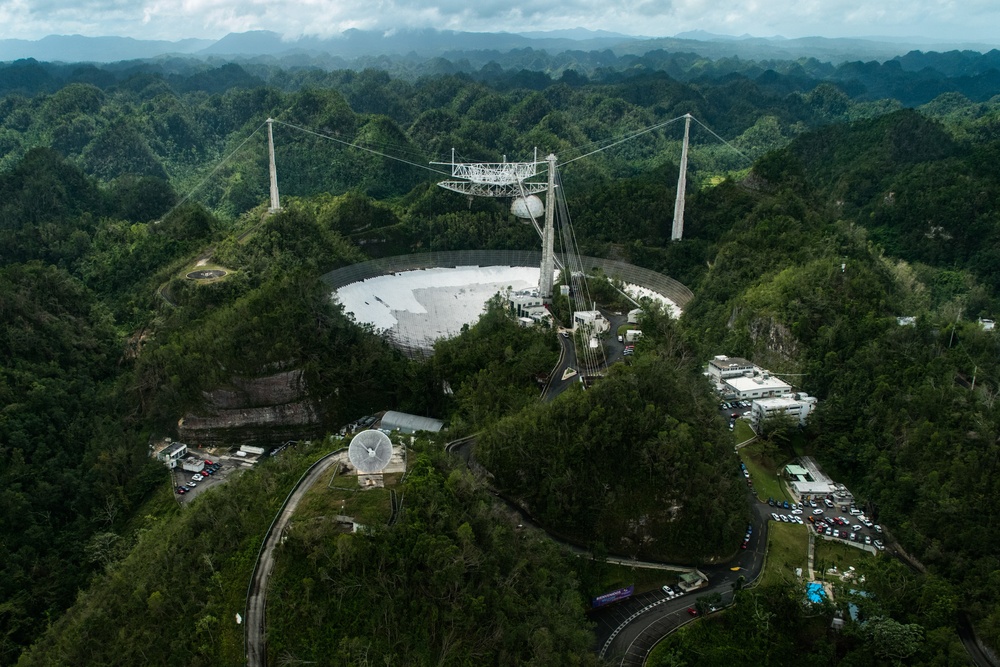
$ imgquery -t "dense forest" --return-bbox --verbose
[1,39,1000,665]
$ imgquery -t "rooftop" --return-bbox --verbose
[725,375,792,392]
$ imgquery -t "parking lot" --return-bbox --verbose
[719,400,751,431]
[171,458,240,503]
[766,498,885,552]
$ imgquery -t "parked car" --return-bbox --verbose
[192,474,203,481]
[771,512,780,522]
[874,540,884,551]
[187,481,197,488]
[791,508,803,515]
[175,486,187,494]
[874,524,883,533]
[782,501,790,509]
[864,535,872,545]
[812,509,824,515]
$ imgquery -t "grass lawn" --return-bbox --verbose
[814,539,871,579]
[739,442,793,503]
[297,464,392,525]
[733,420,755,443]
[760,521,809,587]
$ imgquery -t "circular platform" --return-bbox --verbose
[186,269,227,280]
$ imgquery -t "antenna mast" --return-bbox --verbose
[540,154,558,299]
[671,113,692,241]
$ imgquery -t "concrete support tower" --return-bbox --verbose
[267,118,281,213]
[539,153,558,299]
[671,113,692,241]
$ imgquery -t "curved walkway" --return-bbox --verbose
[244,448,347,667]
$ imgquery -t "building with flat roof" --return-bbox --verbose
[751,394,817,427]
[783,456,849,501]
[707,355,755,382]
[155,441,187,469]
[572,310,610,335]
[724,373,792,401]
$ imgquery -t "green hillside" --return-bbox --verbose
[2,49,1000,665]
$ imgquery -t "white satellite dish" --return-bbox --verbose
[348,430,393,474]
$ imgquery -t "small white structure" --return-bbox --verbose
[625,329,643,343]
[980,318,995,332]
[627,308,643,324]
[156,442,187,469]
[751,393,817,427]
[181,458,205,473]
[573,310,609,335]
[897,316,916,326]
[240,445,266,456]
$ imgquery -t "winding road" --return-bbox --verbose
[244,449,347,667]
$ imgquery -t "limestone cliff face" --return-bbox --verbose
[747,315,800,362]
[178,370,324,446]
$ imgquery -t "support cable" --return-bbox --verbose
[558,115,688,167]
[162,120,268,219]
[273,120,452,176]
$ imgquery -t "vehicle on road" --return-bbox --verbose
[687,607,699,616]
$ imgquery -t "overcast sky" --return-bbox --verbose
[1,0,997,44]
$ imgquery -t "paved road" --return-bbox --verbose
[594,489,771,665]
[245,450,347,667]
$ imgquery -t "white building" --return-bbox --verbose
[707,355,755,383]
[573,310,610,335]
[751,393,817,427]
[156,442,187,469]
[509,290,543,317]
[181,458,206,473]
[627,308,643,324]
[724,372,793,401]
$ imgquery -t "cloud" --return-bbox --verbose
[1,0,998,43]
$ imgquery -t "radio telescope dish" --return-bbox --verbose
[348,430,393,474]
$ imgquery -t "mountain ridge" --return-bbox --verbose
[2,28,999,65]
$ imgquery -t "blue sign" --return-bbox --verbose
[592,584,634,608]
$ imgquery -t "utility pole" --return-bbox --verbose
[671,113,692,241]
[266,118,281,213]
